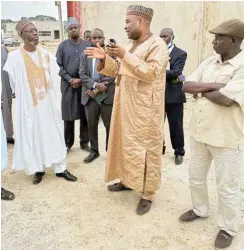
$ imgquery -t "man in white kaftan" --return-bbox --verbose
[3,19,77,184]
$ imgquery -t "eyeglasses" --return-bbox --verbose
[68,26,79,31]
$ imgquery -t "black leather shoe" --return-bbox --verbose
[84,151,99,163]
[7,138,15,144]
[56,170,77,182]
[162,145,166,155]
[80,142,90,152]
[33,172,45,185]
[175,155,183,165]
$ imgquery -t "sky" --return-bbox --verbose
[1,1,68,21]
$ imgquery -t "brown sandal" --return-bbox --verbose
[136,199,152,215]
[1,188,15,200]
[107,182,132,192]
[215,230,233,249]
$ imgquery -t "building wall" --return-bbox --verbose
[4,21,61,42]
[32,21,60,41]
[81,1,244,75]
[5,23,18,39]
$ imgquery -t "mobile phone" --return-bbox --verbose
[106,39,116,48]
[109,39,116,43]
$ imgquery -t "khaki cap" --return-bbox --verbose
[209,19,244,38]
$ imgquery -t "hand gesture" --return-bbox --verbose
[84,43,106,59]
[106,43,126,59]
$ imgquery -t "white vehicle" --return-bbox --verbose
[4,38,20,47]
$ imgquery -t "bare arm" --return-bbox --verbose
[182,81,225,94]
[202,91,237,107]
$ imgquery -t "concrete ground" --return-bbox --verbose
[1,98,244,250]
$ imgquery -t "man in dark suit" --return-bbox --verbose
[79,28,115,163]
[160,28,187,165]
[83,30,91,42]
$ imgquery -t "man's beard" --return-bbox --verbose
[25,38,38,47]
[71,33,79,40]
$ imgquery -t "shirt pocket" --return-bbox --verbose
[216,68,236,84]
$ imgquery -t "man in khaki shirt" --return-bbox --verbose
[179,19,244,249]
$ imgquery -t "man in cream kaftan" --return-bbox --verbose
[85,5,169,215]
[99,36,168,195]
[3,19,77,184]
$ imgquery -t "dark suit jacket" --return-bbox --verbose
[79,53,115,106]
[165,46,187,103]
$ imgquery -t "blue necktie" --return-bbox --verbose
[93,59,100,81]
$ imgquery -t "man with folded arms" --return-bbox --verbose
[179,19,244,249]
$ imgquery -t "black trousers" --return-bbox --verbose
[165,103,185,156]
[64,106,89,149]
[85,99,113,154]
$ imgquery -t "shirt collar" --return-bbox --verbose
[168,44,175,54]
[215,50,244,67]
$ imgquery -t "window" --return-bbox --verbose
[39,31,51,37]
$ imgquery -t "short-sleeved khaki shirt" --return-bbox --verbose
[186,51,244,150]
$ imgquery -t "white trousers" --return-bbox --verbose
[38,159,66,174]
[52,160,66,174]
[189,137,243,236]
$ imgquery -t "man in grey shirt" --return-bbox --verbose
[1,44,14,144]
[56,17,90,152]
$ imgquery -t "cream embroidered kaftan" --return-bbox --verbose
[98,35,169,197]
[3,47,66,175]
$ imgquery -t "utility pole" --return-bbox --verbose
[67,1,82,36]
[55,1,64,41]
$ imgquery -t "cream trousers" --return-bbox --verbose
[189,137,243,236]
